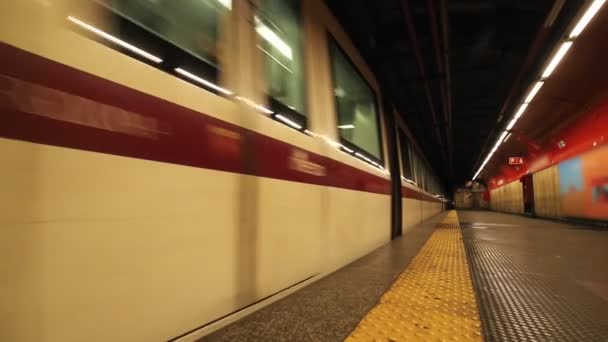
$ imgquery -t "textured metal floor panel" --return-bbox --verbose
[459,211,608,342]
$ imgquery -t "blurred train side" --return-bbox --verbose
[0,1,443,341]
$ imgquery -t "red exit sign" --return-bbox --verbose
[509,157,524,165]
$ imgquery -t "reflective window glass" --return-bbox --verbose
[99,0,231,67]
[257,0,306,114]
[400,132,413,180]
[330,42,382,160]
[411,150,421,186]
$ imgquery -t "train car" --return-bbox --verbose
[0,1,444,341]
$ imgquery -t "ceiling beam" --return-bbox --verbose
[470,0,567,181]
[399,0,447,163]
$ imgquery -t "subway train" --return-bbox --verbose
[0,1,445,341]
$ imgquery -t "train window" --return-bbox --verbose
[67,0,232,95]
[330,41,383,162]
[408,145,418,184]
[421,166,427,190]
[399,132,413,180]
[257,0,306,121]
[99,0,230,68]
[413,151,423,187]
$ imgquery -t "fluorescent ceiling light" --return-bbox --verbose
[255,17,293,60]
[338,124,355,129]
[514,103,529,119]
[524,81,544,103]
[542,41,573,78]
[68,16,163,64]
[473,0,592,179]
[498,131,508,143]
[275,114,302,130]
[175,68,233,95]
[570,0,606,38]
[506,117,518,130]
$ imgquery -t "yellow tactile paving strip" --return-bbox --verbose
[345,211,483,341]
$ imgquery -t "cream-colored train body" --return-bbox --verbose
[0,1,443,341]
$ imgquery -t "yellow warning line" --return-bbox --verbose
[345,211,483,341]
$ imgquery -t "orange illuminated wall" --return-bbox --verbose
[489,100,608,221]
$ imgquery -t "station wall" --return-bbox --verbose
[533,165,561,218]
[490,181,523,214]
[488,99,608,222]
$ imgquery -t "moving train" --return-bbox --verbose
[0,1,445,341]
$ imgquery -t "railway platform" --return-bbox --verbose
[199,211,608,342]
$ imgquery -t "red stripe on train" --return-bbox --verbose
[0,42,436,201]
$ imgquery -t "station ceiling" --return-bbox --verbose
[325,0,584,190]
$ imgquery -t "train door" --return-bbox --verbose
[522,174,535,216]
[387,108,402,240]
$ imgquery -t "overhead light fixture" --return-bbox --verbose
[255,17,293,60]
[471,0,597,182]
[497,131,508,143]
[473,131,507,180]
[506,117,518,130]
[67,16,163,64]
[338,124,355,129]
[524,81,545,103]
[569,0,606,38]
[514,103,529,119]
[542,41,573,78]
[275,114,302,130]
[175,68,233,96]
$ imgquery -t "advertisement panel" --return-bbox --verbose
[559,145,608,220]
